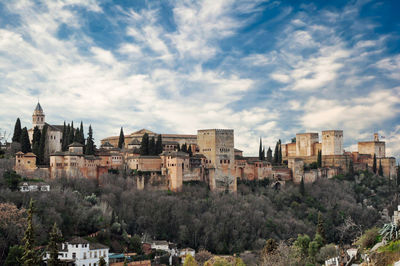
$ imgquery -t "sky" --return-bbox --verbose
[0,0,399,159]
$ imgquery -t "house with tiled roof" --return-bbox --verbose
[43,236,109,266]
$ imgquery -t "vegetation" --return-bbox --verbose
[85,125,95,155]
[118,127,125,149]
[12,118,22,143]
[21,199,42,266]
[20,127,31,153]
[38,124,47,165]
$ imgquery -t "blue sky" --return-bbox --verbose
[0,0,399,159]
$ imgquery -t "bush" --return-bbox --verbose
[357,227,380,250]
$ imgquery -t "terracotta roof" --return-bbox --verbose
[129,139,141,145]
[24,152,37,157]
[68,142,84,147]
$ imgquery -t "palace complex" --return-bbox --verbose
[15,103,398,192]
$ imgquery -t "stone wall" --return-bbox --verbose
[322,130,343,156]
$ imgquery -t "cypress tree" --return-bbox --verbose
[32,126,41,156]
[21,199,41,266]
[47,223,61,266]
[262,147,265,161]
[156,134,162,154]
[348,159,354,177]
[176,144,180,151]
[68,122,74,145]
[181,143,188,153]
[79,122,85,145]
[85,125,95,155]
[278,139,282,164]
[373,154,377,173]
[38,125,47,165]
[139,133,149,155]
[267,147,272,162]
[118,127,125,149]
[64,124,70,150]
[259,138,262,160]
[12,118,22,143]
[61,122,67,151]
[188,145,193,157]
[149,137,156,155]
[300,176,305,196]
[273,142,279,164]
[20,127,31,153]
[378,159,383,176]
[4,245,24,266]
[317,150,322,168]
[73,127,80,143]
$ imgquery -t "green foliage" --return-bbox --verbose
[98,256,106,266]
[294,234,310,259]
[20,127,31,153]
[266,147,272,162]
[357,227,379,250]
[4,245,23,266]
[129,234,143,254]
[317,150,322,168]
[259,138,262,161]
[47,223,62,266]
[316,212,325,242]
[378,239,400,252]
[38,124,48,165]
[300,177,305,196]
[68,121,74,146]
[85,125,95,155]
[291,137,296,143]
[373,154,377,173]
[4,170,22,191]
[140,133,149,155]
[378,160,383,176]
[118,127,125,149]
[263,238,277,254]
[12,118,22,143]
[21,199,41,266]
[31,126,41,156]
[156,134,163,155]
[149,137,156,155]
[183,254,197,266]
[380,222,399,241]
[181,143,188,153]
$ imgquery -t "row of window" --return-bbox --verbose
[219,148,230,152]
[203,148,212,152]
[220,160,230,164]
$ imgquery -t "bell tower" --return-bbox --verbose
[32,102,45,130]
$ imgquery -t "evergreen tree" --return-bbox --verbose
[47,223,61,266]
[373,154,377,173]
[149,137,156,155]
[176,144,180,151]
[156,134,163,154]
[259,138,263,160]
[12,118,22,143]
[273,142,279,164]
[73,127,80,143]
[278,140,282,164]
[98,256,106,266]
[316,212,326,242]
[20,127,31,153]
[317,150,322,168]
[68,122,74,145]
[378,159,383,176]
[79,122,85,145]
[267,147,272,162]
[139,133,149,155]
[181,143,188,153]
[38,125,47,165]
[118,127,125,149]
[61,122,67,151]
[188,145,193,157]
[21,199,41,266]
[64,124,70,150]
[4,245,23,266]
[31,126,41,156]
[85,125,95,155]
[262,147,265,161]
[300,176,305,196]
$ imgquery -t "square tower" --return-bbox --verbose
[296,133,319,156]
[322,130,343,156]
[197,129,236,192]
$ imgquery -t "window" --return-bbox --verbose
[83,252,87,259]
[72,252,76,259]
[27,161,30,164]
[94,251,97,258]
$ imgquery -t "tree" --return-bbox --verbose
[259,138,263,160]
[294,234,310,260]
[4,170,22,191]
[378,160,383,176]
[317,150,322,168]
[118,127,125,149]
[31,127,41,156]
[38,125,48,165]
[85,125,95,155]
[291,137,296,143]
[140,133,149,155]
[4,245,23,266]
[47,223,61,266]
[316,212,325,242]
[63,123,70,150]
[188,145,193,157]
[61,122,67,151]
[21,199,41,266]
[267,147,272,162]
[373,154,377,173]
[278,140,282,164]
[149,137,156,155]
[20,127,31,153]
[12,118,22,143]
[68,121,74,145]
[183,254,197,266]
[79,121,85,145]
[98,256,106,266]
[348,159,354,177]
[262,147,265,161]
[181,143,188,153]
[156,134,163,154]
[300,177,305,196]
[263,238,278,254]
[273,142,279,164]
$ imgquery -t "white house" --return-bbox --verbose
[44,237,109,266]
[19,182,50,192]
